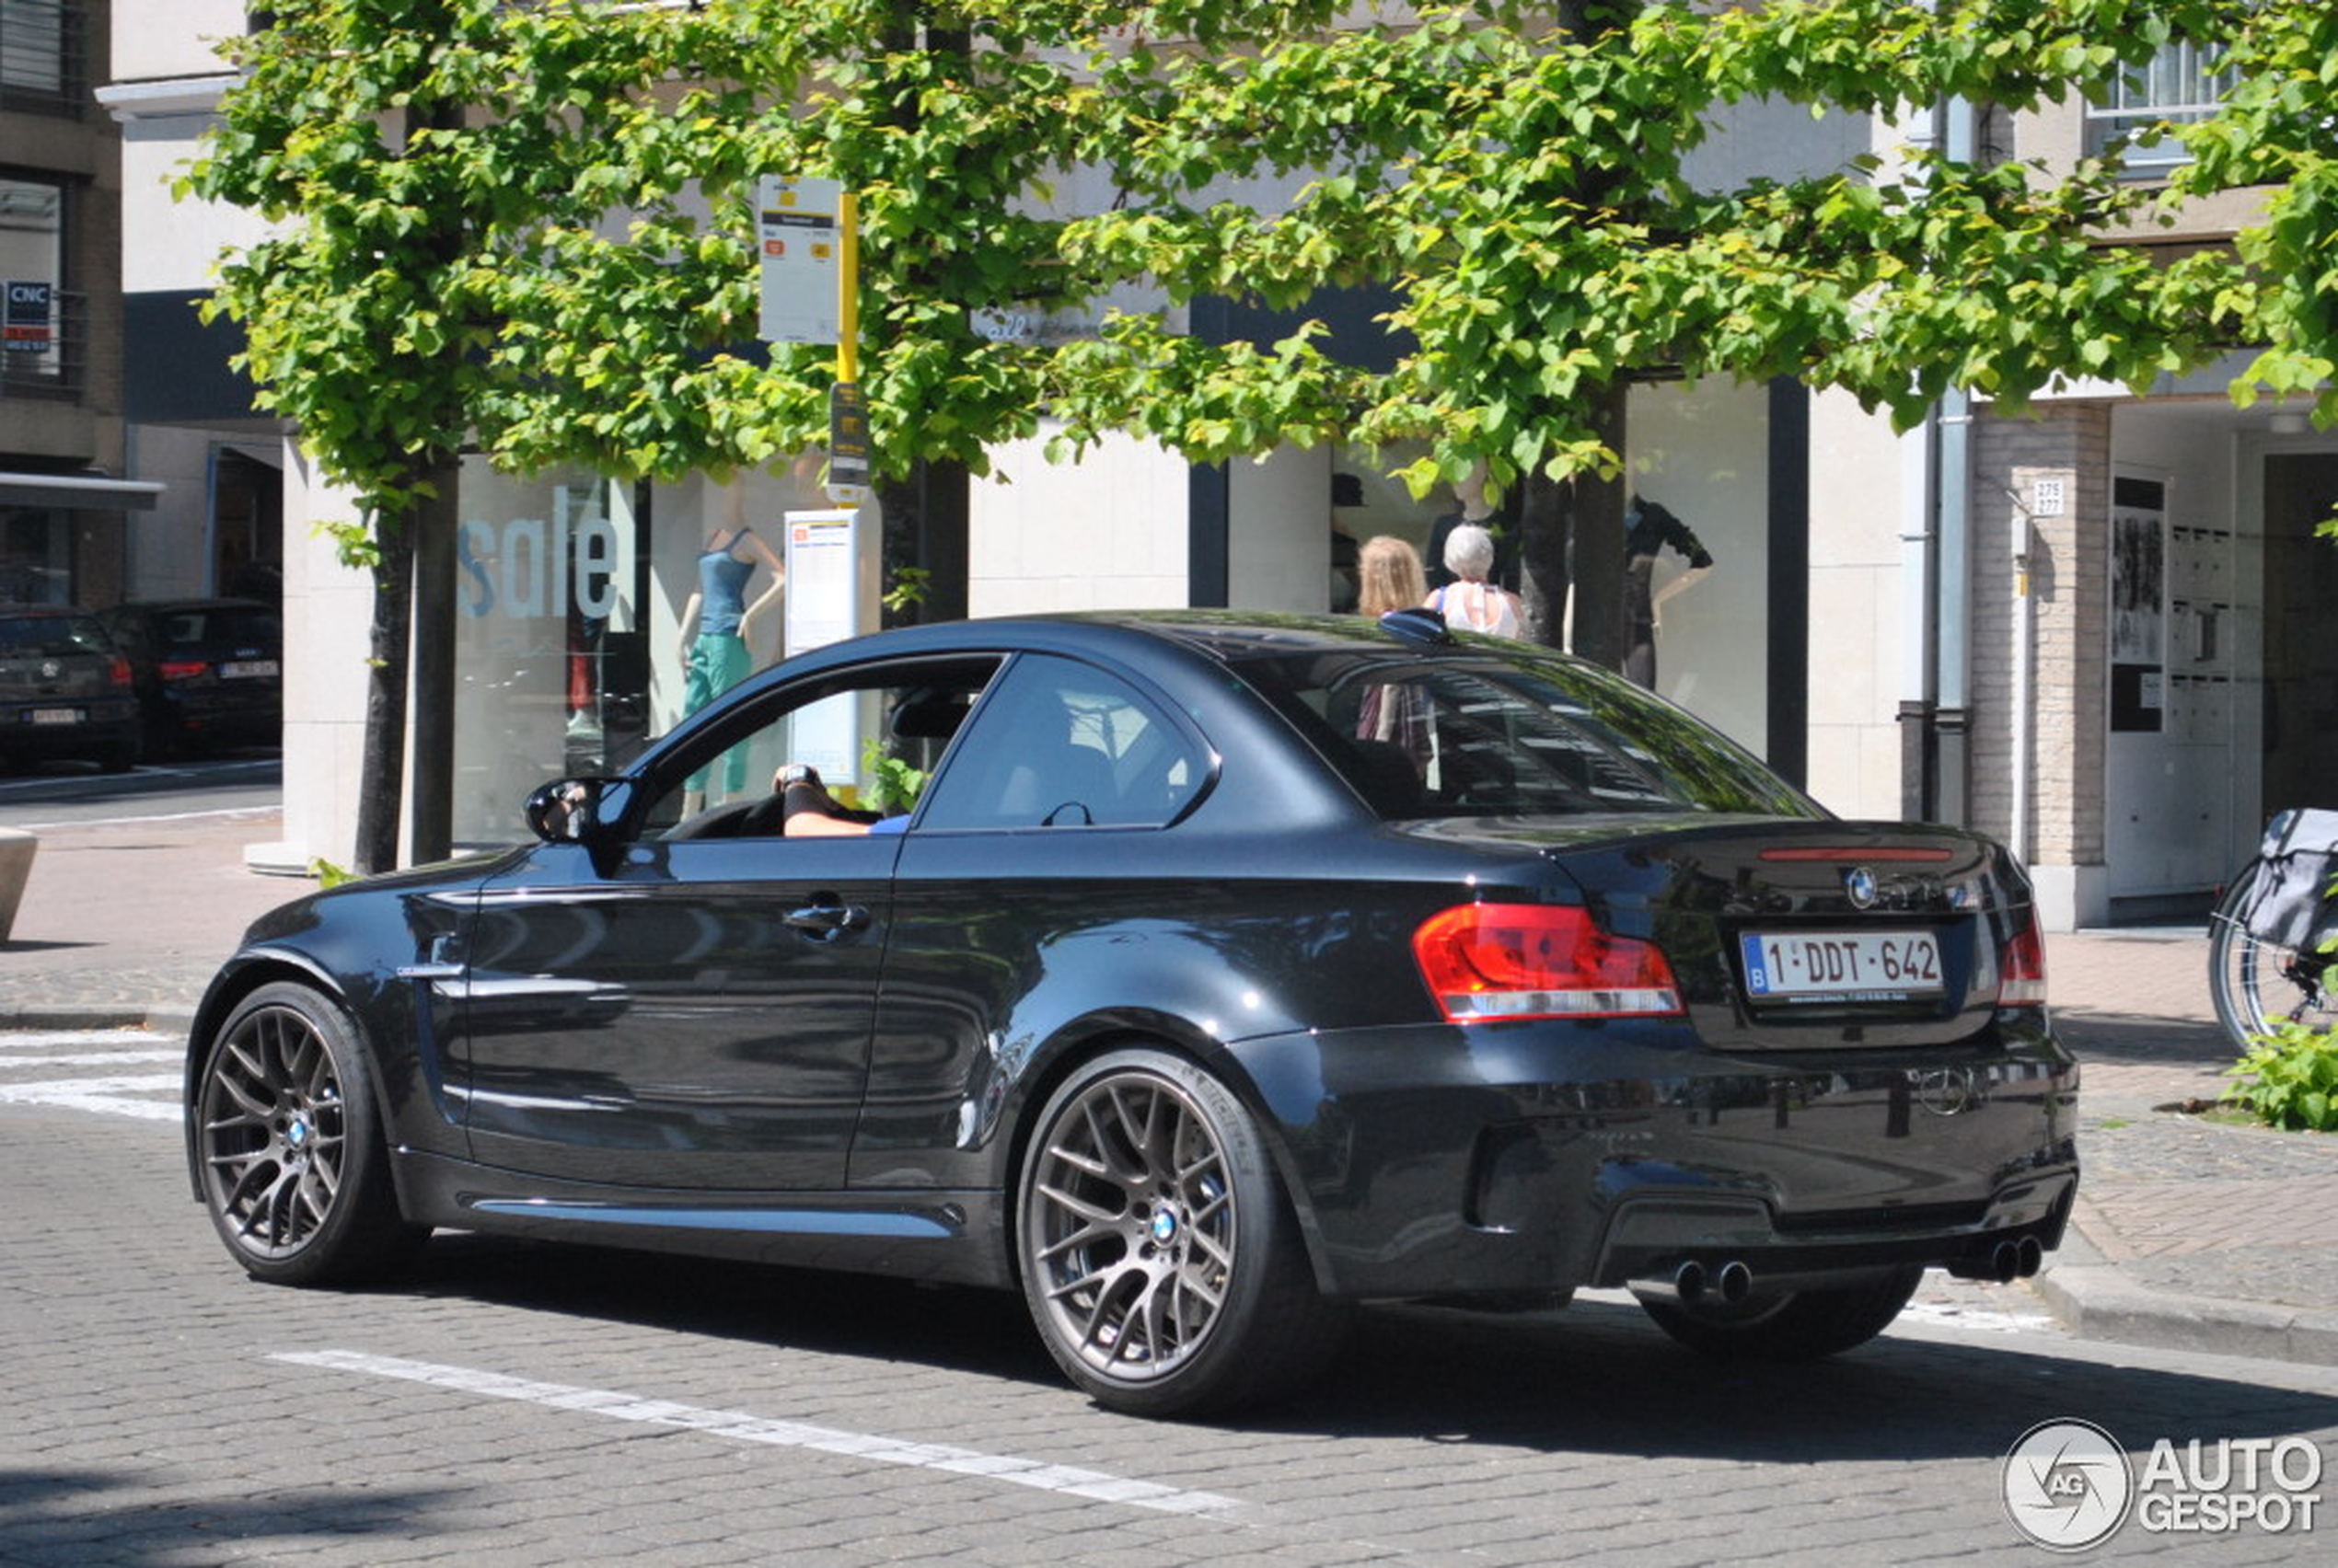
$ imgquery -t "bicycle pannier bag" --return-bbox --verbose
[2241,808,2338,951]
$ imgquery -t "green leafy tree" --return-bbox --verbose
[192,1,2332,870]
[1047,0,2294,653]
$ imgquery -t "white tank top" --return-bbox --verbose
[1437,581,1520,638]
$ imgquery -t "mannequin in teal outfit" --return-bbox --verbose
[679,524,785,807]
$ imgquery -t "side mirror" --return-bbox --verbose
[525,778,609,845]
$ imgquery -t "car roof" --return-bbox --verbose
[784,609,1427,672]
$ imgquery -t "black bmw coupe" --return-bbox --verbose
[186,610,2073,1416]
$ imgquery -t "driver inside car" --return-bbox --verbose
[760,762,886,837]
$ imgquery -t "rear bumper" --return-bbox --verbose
[0,701,139,759]
[156,686,280,742]
[1225,1013,2078,1301]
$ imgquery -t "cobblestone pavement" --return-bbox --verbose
[3,1077,2335,1565]
[6,813,2338,1370]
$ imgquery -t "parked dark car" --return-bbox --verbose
[99,597,283,756]
[184,610,2074,1415]
[0,604,141,773]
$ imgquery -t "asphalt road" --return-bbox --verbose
[3,1037,2333,1566]
[0,753,282,828]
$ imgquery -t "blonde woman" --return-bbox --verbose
[1354,536,1432,761]
[1357,535,1429,618]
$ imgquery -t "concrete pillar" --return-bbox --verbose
[0,828,35,942]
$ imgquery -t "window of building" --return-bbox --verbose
[0,0,83,118]
[0,174,66,394]
[2084,39,2238,176]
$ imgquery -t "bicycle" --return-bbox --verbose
[2208,808,2338,1052]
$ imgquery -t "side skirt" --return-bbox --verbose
[390,1148,1015,1290]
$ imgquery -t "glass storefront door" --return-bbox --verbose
[452,462,647,846]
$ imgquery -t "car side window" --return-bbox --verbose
[918,653,1205,831]
[633,657,1001,841]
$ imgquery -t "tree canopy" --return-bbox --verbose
[187,0,2334,864]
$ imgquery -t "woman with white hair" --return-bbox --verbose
[1429,523,1523,638]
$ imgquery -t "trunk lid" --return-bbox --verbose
[1418,813,2032,1050]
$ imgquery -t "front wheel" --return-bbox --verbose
[1017,1047,1347,1417]
[2210,861,2338,1052]
[1638,1264,1924,1361]
[192,982,427,1286]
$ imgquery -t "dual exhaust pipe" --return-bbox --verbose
[1949,1234,2044,1284]
[1630,1234,2042,1303]
[1628,1258,1754,1307]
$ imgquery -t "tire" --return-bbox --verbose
[1638,1264,1924,1361]
[2209,861,2338,1052]
[191,982,427,1286]
[1016,1047,1348,1417]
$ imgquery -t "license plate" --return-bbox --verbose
[1741,930,1944,1000]
[219,660,279,679]
[28,708,81,726]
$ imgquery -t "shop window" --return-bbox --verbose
[0,0,83,118]
[0,175,69,396]
[0,503,67,603]
[2083,39,2238,176]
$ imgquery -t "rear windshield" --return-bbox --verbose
[0,614,113,658]
[154,606,281,649]
[1236,646,1820,821]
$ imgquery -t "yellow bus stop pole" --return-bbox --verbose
[837,190,860,386]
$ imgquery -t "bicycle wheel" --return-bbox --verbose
[2209,861,2338,1050]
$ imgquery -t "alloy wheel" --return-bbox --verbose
[1024,1071,1237,1384]
[198,1003,351,1261]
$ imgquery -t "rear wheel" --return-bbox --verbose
[1017,1047,1347,1416]
[1638,1265,1923,1360]
[2210,862,2338,1051]
[192,982,426,1286]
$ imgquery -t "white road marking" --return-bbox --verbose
[0,1048,179,1066]
[0,1072,181,1121]
[0,1032,182,1121]
[1896,1297,2062,1335]
[274,1350,1250,1518]
[0,1031,172,1049]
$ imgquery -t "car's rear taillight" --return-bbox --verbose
[157,659,208,682]
[110,656,136,686]
[1998,914,2048,1008]
[1413,903,1684,1022]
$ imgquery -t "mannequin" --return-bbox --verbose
[678,514,785,810]
[1622,495,1714,688]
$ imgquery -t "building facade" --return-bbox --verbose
[95,4,2336,928]
[2,0,151,606]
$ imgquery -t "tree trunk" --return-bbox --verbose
[1517,472,1571,651]
[1515,383,1629,665]
[408,457,460,863]
[352,520,412,876]
[1568,383,1631,670]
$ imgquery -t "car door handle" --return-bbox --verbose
[785,898,871,939]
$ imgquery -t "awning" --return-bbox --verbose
[0,473,165,512]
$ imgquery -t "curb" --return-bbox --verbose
[2030,1264,2338,1366]
[0,1003,193,1035]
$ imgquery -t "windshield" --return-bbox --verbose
[0,615,112,658]
[1236,646,1820,822]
